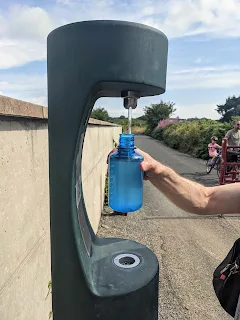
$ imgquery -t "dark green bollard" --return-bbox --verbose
[47,20,168,320]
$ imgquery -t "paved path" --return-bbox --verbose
[98,135,240,319]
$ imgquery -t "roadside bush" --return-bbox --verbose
[149,120,232,160]
[151,127,164,140]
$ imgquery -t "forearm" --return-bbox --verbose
[136,147,240,215]
[149,165,212,215]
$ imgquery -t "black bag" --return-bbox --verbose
[213,238,240,317]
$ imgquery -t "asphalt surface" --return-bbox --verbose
[98,135,240,320]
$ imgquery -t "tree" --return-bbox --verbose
[91,107,109,121]
[136,115,147,121]
[216,96,240,122]
[119,115,126,119]
[143,101,176,132]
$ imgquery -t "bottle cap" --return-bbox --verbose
[118,134,134,149]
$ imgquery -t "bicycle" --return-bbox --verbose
[206,150,222,176]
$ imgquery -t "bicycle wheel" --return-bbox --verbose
[206,159,213,174]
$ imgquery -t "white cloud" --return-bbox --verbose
[51,0,240,39]
[171,65,240,74]
[0,0,240,69]
[0,0,239,120]
[168,65,240,89]
[157,0,240,38]
[29,96,48,106]
[0,40,46,69]
[0,72,47,104]
[175,103,220,120]
[3,5,52,40]
[0,5,52,69]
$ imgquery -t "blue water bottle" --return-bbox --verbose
[108,134,144,212]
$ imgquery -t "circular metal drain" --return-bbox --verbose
[113,253,140,269]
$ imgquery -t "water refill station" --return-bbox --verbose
[47,21,168,319]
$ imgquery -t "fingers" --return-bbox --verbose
[138,149,153,178]
[140,160,153,180]
[107,146,154,180]
[140,160,150,172]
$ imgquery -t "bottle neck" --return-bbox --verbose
[117,134,135,155]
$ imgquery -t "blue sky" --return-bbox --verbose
[0,0,240,119]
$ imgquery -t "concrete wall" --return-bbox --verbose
[0,95,121,320]
[82,123,121,232]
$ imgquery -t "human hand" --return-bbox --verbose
[136,148,164,180]
[107,147,164,180]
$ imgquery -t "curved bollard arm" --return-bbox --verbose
[47,20,168,320]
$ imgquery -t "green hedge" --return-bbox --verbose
[150,120,232,160]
